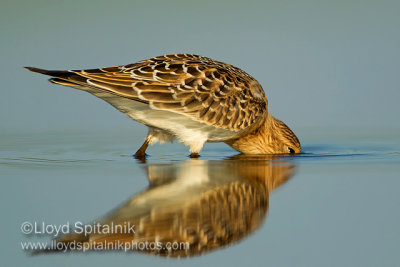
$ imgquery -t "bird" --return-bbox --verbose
[25,54,301,157]
[47,157,295,256]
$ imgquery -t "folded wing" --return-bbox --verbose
[28,54,268,132]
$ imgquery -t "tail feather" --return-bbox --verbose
[49,78,82,88]
[24,66,146,103]
[25,66,89,86]
[24,67,72,78]
[25,66,127,94]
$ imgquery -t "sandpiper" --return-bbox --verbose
[51,158,295,256]
[26,54,301,157]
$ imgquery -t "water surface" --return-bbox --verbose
[1,130,399,266]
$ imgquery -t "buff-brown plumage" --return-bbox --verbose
[25,53,301,155]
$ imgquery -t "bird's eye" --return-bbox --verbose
[288,147,295,154]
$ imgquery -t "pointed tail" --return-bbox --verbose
[24,67,72,78]
[24,67,89,88]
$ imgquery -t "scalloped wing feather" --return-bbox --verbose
[66,54,268,133]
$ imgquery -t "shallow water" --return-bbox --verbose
[1,129,399,266]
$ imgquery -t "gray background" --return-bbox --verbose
[2,0,399,135]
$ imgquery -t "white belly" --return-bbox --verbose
[87,90,239,147]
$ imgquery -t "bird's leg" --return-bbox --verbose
[135,135,153,158]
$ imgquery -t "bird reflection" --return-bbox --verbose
[56,156,296,257]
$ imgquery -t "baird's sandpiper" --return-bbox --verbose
[26,54,301,157]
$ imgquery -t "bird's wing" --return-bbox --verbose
[46,54,268,131]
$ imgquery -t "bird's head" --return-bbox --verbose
[226,115,301,155]
[267,116,301,154]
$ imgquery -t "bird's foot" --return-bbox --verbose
[134,151,148,163]
[189,153,200,158]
